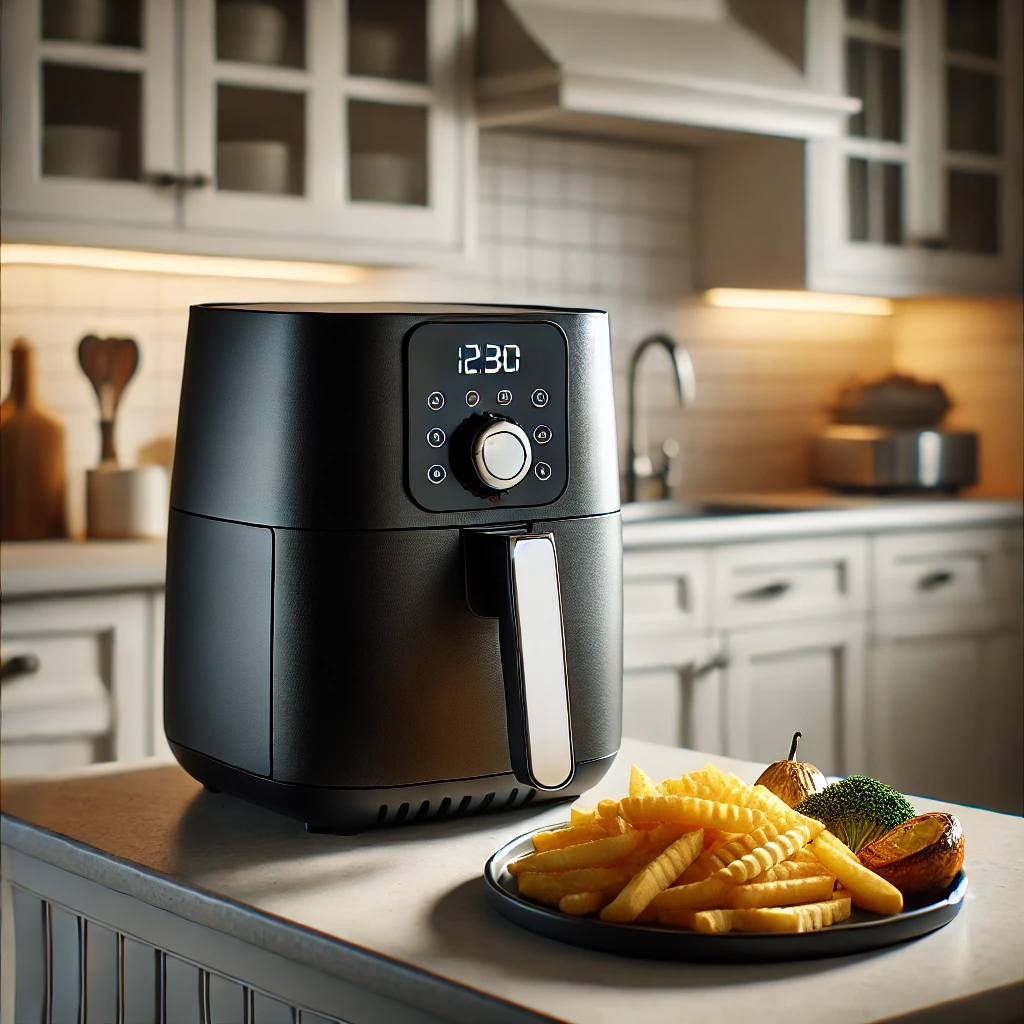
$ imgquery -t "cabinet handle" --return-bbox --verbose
[913,236,949,251]
[692,654,728,679]
[918,569,955,591]
[737,581,791,601]
[146,172,211,190]
[146,171,179,188]
[0,653,40,681]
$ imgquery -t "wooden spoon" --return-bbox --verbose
[78,335,139,465]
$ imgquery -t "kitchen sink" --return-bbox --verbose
[621,500,805,523]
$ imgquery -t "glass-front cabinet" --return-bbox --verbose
[2,0,177,226]
[806,0,1021,295]
[2,0,475,264]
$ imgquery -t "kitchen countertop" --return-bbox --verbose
[1,538,166,597]
[2,738,1022,1024]
[1,496,1020,597]
[622,493,1023,547]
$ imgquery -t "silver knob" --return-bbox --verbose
[472,419,533,490]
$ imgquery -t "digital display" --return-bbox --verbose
[458,343,521,375]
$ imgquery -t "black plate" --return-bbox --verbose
[484,826,968,962]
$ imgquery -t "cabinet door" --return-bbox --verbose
[870,609,1023,814]
[622,635,724,752]
[1,0,178,226]
[806,0,1022,295]
[721,618,867,777]
[181,0,473,260]
[1,594,151,776]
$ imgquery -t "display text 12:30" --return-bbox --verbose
[458,344,521,374]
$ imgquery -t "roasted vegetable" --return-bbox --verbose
[795,775,915,854]
[858,813,965,895]
[755,732,828,808]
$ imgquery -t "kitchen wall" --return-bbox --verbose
[892,297,1024,498]
[0,129,980,537]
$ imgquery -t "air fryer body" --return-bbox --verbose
[165,304,622,830]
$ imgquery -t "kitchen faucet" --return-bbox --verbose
[625,333,696,503]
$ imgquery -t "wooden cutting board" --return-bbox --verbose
[0,339,67,540]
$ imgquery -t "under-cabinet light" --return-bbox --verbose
[704,288,894,316]
[0,244,368,284]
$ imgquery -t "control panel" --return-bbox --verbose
[406,321,568,512]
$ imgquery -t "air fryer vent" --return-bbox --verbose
[374,784,536,827]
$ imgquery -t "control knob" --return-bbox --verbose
[472,418,533,490]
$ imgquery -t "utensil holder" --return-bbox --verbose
[86,465,169,539]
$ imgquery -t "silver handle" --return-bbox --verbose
[737,580,792,601]
[464,530,574,791]
[510,535,574,790]
[918,569,955,591]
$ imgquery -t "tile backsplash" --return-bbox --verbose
[1,130,1015,537]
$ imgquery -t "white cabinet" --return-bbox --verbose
[719,617,867,778]
[697,0,1022,296]
[869,611,1022,814]
[1,0,476,265]
[1,590,169,776]
[622,518,1022,812]
[1,0,178,228]
[806,0,1022,295]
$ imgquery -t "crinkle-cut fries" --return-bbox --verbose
[507,763,903,932]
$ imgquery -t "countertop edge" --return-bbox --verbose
[0,815,542,1024]
[622,500,1023,548]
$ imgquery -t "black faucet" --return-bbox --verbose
[625,333,696,503]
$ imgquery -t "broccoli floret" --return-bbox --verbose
[795,775,915,853]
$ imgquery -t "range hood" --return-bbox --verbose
[476,0,860,143]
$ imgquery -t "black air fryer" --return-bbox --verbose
[165,304,622,831]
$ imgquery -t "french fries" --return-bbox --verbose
[619,795,767,834]
[508,830,642,875]
[723,874,836,909]
[810,831,904,915]
[510,762,909,935]
[531,823,611,851]
[600,830,704,922]
[664,897,853,934]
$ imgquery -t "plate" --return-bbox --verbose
[484,825,968,962]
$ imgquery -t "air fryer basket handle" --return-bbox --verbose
[464,531,575,791]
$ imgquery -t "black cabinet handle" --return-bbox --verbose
[737,581,792,601]
[0,654,40,681]
[918,569,955,591]
[146,172,211,190]
[692,654,729,679]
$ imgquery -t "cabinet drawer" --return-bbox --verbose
[623,625,709,672]
[1,632,111,742]
[623,547,709,635]
[871,527,1013,610]
[1,593,150,775]
[712,537,867,630]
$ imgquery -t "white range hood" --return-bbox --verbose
[476,0,860,143]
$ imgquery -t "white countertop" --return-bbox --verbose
[3,739,1022,1024]
[622,494,1023,547]
[1,538,166,597]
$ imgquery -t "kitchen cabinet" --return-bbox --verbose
[720,617,867,777]
[1,0,475,266]
[0,541,170,777]
[870,611,1022,814]
[698,0,1023,296]
[622,510,1023,812]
